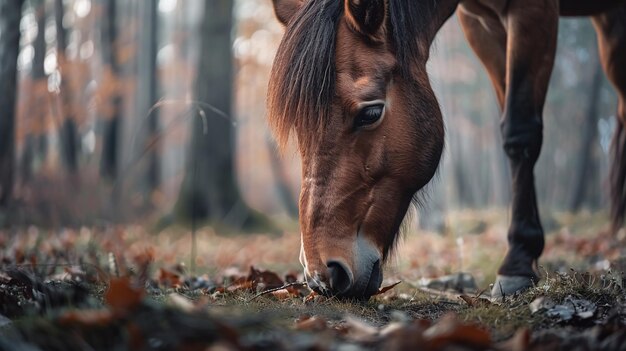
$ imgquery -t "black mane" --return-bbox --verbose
[389,0,438,74]
[267,0,437,148]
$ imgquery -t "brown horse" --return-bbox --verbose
[267,0,626,299]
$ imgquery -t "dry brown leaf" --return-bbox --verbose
[424,313,492,349]
[295,315,328,332]
[271,288,293,300]
[57,310,115,327]
[304,291,325,303]
[373,281,402,296]
[157,268,183,288]
[339,317,378,342]
[248,266,284,290]
[226,277,254,293]
[13,248,24,264]
[381,320,431,350]
[285,283,307,296]
[460,294,492,307]
[497,328,530,351]
[132,248,155,268]
[284,272,299,283]
[222,267,245,280]
[105,277,144,314]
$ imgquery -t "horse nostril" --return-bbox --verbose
[327,260,354,295]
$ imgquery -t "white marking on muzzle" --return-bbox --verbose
[300,232,328,290]
[353,234,382,280]
[299,232,308,271]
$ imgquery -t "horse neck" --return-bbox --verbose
[427,0,461,48]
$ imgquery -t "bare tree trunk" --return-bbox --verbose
[20,0,47,182]
[137,0,160,194]
[175,0,266,230]
[0,0,24,208]
[55,0,79,173]
[569,60,603,212]
[99,0,121,181]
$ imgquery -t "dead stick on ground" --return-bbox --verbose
[247,282,308,302]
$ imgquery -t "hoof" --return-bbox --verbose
[491,275,535,301]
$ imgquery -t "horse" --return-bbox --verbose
[267,0,626,299]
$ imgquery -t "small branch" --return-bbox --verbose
[247,282,308,302]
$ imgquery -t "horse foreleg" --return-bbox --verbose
[457,3,507,108]
[593,4,626,233]
[492,0,559,299]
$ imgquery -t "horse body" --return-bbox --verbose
[268,0,626,299]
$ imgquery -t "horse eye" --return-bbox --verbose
[355,104,385,129]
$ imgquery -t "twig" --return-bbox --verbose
[475,286,488,298]
[247,282,308,302]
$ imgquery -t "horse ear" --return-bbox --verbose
[344,0,387,36]
[272,0,303,26]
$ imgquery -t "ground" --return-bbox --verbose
[1,209,625,350]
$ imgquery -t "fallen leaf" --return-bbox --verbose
[424,313,491,349]
[295,315,328,332]
[284,272,299,283]
[497,328,530,351]
[530,295,596,321]
[379,322,408,337]
[105,277,144,314]
[285,283,309,297]
[530,296,556,314]
[157,267,183,288]
[373,281,402,296]
[58,310,115,327]
[187,274,217,291]
[271,288,293,300]
[380,320,430,350]
[248,266,284,290]
[222,267,245,280]
[338,317,378,342]
[133,248,155,285]
[460,294,492,307]
[566,296,597,319]
[303,290,329,304]
[167,293,195,313]
[226,277,253,293]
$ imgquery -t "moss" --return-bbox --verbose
[457,269,624,341]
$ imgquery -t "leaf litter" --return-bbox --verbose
[1,226,626,350]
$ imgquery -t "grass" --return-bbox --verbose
[1,209,625,349]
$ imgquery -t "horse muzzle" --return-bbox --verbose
[303,235,383,299]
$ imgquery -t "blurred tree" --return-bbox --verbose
[21,0,47,183]
[570,60,603,211]
[55,0,79,173]
[137,0,160,194]
[0,0,24,208]
[175,0,267,230]
[99,0,122,181]
[33,0,47,160]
